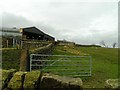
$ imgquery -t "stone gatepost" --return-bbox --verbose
[19,48,30,72]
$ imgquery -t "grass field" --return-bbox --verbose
[49,45,118,88]
[2,49,21,70]
[2,45,118,88]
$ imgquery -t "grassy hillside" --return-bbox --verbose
[2,49,21,70]
[50,45,118,88]
[2,45,118,88]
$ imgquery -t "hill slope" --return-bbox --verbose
[51,45,118,88]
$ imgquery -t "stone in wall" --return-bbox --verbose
[40,73,83,90]
[105,79,120,89]
[2,70,83,89]
[0,69,1,89]
[2,69,16,90]
[23,70,41,90]
[8,71,26,90]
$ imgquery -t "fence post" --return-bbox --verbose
[7,40,8,48]
[20,41,22,49]
[19,48,30,71]
[13,38,15,48]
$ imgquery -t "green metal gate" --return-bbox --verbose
[30,54,92,77]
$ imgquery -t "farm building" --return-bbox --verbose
[1,27,21,48]
[1,26,55,48]
[20,27,55,41]
[57,40,75,46]
[2,36,21,48]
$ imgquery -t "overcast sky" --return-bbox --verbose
[1,0,118,47]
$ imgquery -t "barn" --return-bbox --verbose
[20,26,55,41]
[57,40,75,46]
[1,27,21,48]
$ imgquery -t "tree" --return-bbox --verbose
[100,41,106,47]
[112,42,117,48]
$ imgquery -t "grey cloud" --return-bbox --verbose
[2,12,118,47]
[2,12,33,28]
[40,2,117,31]
[48,2,67,8]
[1,2,118,47]
[2,12,61,39]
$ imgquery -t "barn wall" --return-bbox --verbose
[2,37,21,48]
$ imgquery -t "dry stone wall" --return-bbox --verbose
[105,79,120,89]
[2,69,16,90]
[20,42,54,72]
[41,73,83,90]
[2,69,119,89]
[30,42,54,54]
[2,69,83,90]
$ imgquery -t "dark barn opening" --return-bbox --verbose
[20,26,55,41]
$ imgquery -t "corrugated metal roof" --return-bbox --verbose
[22,26,55,39]
[23,26,45,35]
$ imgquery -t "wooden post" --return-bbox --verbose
[7,40,8,48]
[19,49,30,71]
[20,41,23,49]
[13,38,15,48]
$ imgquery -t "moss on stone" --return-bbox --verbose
[41,73,83,89]
[2,70,83,89]
[105,79,120,89]
[2,69,16,89]
[23,70,41,90]
[0,69,2,89]
[8,71,25,90]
